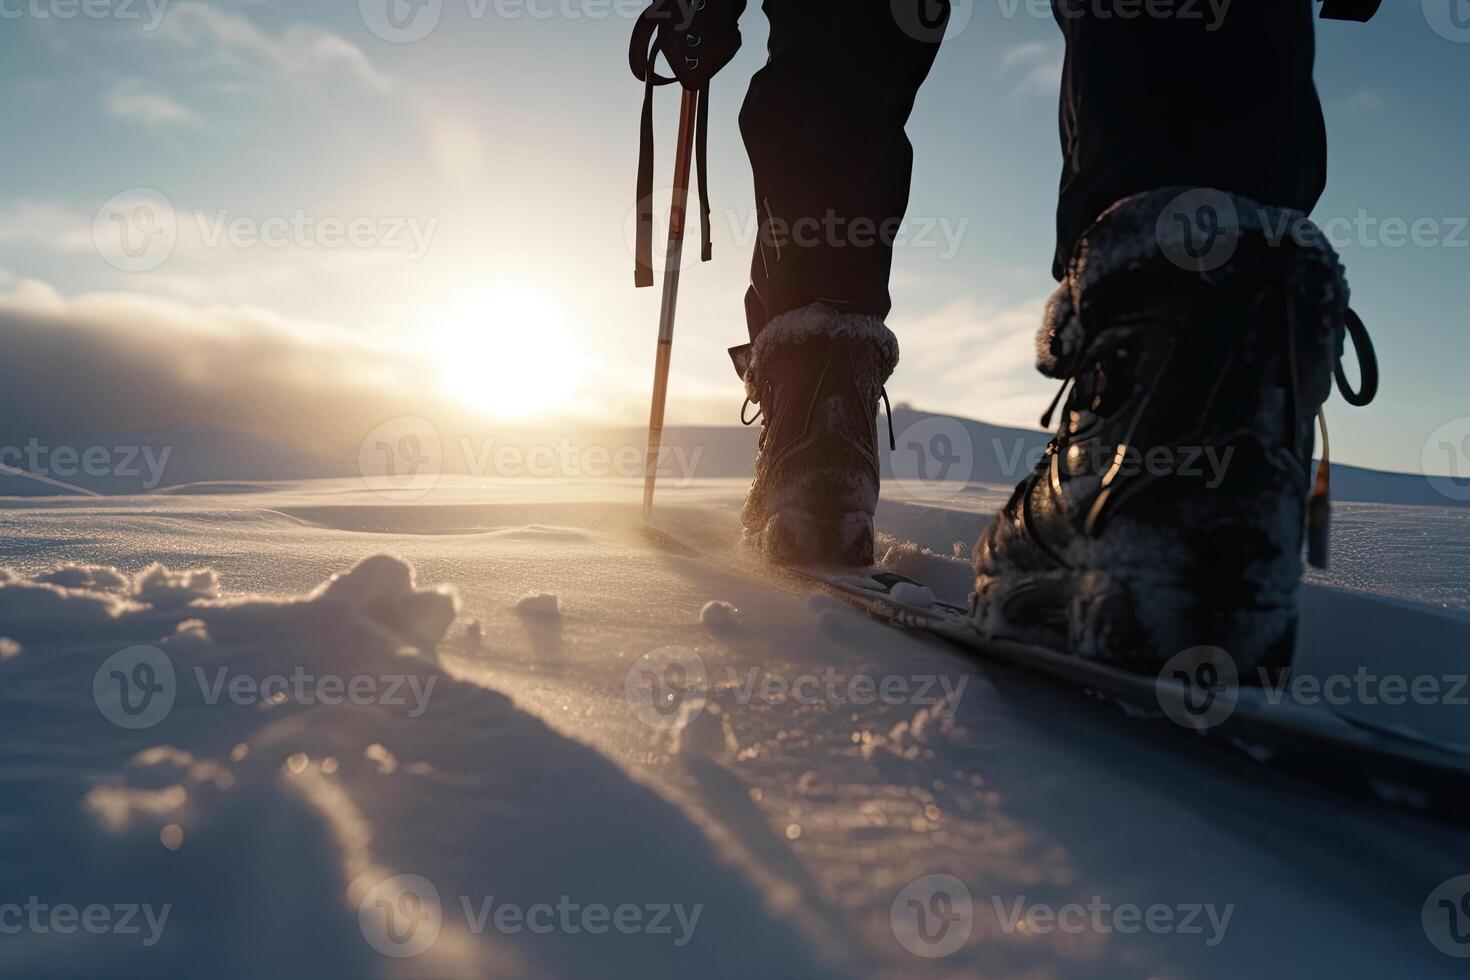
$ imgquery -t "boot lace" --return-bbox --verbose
[740,387,896,451]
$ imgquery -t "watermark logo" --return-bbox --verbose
[1155,646,1238,731]
[192,209,437,259]
[93,645,176,729]
[359,417,444,501]
[892,0,974,42]
[196,666,437,718]
[890,874,973,958]
[93,188,177,273]
[461,894,702,944]
[1422,417,1470,502]
[94,645,438,727]
[357,876,703,954]
[0,440,172,492]
[361,0,443,42]
[1424,0,1470,43]
[360,874,443,958]
[626,193,969,269]
[0,0,171,29]
[1259,668,1467,710]
[889,415,975,502]
[723,667,966,713]
[0,898,171,947]
[1050,0,1233,30]
[992,894,1234,946]
[1157,188,1240,273]
[357,420,705,499]
[624,645,707,730]
[1423,875,1470,957]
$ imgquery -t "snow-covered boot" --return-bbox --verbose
[736,303,900,567]
[971,188,1376,677]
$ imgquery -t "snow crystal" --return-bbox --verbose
[0,554,456,660]
[674,701,734,760]
[164,618,214,655]
[0,637,18,660]
[318,553,415,603]
[34,564,130,592]
[515,593,561,619]
[364,743,399,775]
[700,600,739,629]
[133,563,220,607]
[889,582,936,607]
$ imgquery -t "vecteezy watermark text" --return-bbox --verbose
[93,645,438,729]
[195,666,437,718]
[0,898,171,947]
[359,417,707,501]
[1156,646,1470,733]
[357,874,701,958]
[724,667,967,712]
[93,189,439,273]
[621,646,969,731]
[0,0,169,29]
[1259,668,1469,709]
[992,895,1234,947]
[0,441,171,490]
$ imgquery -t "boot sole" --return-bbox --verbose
[973,568,1296,681]
[741,509,875,568]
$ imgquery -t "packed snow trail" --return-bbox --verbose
[1,478,1467,979]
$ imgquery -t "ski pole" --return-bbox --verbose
[642,86,701,521]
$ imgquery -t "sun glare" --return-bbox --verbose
[432,286,585,418]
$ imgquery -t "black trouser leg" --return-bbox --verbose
[740,0,945,340]
[1052,0,1328,277]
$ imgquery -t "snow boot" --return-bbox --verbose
[735,303,900,567]
[971,187,1377,678]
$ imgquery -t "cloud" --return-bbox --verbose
[1000,40,1064,98]
[0,280,450,474]
[104,79,202,128]
[888,295,1054,429]
[0,199,95,253]
[0,192,443,324]
[1335,90,1385,113]
[0,279,702,489]
[150,1,396,93]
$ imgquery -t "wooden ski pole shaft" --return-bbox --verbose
[643,87,700,521]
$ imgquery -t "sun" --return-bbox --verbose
[431,286,585,418]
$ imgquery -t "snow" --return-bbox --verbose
[1,476,1467,979]
[674,701,736,761]
[514,591,562,619]
[699,599,739,629]
[889,582,937,608]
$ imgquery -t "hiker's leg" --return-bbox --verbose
[971,0,1358,669]
[1051,0,1327,277]
[740,0,946,339]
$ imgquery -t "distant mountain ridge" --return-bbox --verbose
[1,407,1464,510]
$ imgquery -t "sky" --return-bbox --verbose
[0,0,1467,474]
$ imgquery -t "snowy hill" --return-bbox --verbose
[2,407,1463,510]
[1,479,1467,978]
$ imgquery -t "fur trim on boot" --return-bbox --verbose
[740,303,899,567]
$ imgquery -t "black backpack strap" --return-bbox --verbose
[634,55,659,288]
[696,84,712,263]
[630,7,676,288]
[631,0,744,285]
